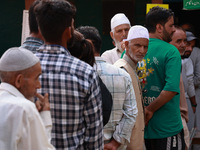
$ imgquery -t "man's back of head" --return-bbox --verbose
[35,0,76,43]
[77,26,102,54]
[145,6,174,33]
[29,0,41,34]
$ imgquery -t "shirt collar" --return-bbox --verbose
[37,44,71,55]
[25,37,44,44]
[0,82,26,99]
[123,54,137,70]
[95,56,106,62]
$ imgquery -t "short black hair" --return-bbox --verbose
[145,6,174,33]
[35,0,76,43]
[77,26,102,54]
[29,0,41,33]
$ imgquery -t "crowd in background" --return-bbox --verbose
[0,0,200,150]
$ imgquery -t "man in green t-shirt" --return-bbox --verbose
[143,6,185,150]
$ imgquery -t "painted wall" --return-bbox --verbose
[0,0,24,56]
[0,0,149,56]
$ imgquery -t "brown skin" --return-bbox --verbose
[110,24,130,52]
[10,62,50,111]
[169,29,187,56]
[145,91,177,126]
[125,38,149,64]
[110,24,130,42]
[184,40,196,57]
[104,139,120,150]
[16,63,42,100]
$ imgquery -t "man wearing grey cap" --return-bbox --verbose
[182,31,200,150]
[188,31,200,150]
[114,25,149,150]
[101,13,131,64]
[0,47,55,150]
[181,31,197,130]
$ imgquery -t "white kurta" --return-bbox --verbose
[101,47,122,64]
[0,83,55,150]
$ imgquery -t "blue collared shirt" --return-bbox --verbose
[21,37,44,53]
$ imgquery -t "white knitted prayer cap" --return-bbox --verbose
[123,25,149,41]
[111,13,131,31]
[0,47,40,71]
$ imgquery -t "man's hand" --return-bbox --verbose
[144,107,154,126]
[189,96,197,113]
[121,41,126,51]
[35,93,50,112]
[104,139,120,150]
[192,106,196,113]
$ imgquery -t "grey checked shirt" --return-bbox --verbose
[94,57,138,149]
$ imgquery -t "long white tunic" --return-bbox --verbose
[0,83,55,150]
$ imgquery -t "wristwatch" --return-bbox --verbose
[191,104,197,107]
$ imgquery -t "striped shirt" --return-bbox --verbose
[21,37,44,53]
[36,45,103,150]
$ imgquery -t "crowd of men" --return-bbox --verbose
[0,0,200,150]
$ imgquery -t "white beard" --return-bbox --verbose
[114,40,124,53]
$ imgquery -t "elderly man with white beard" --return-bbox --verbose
[114,25,149,150]
[101,13,131,64]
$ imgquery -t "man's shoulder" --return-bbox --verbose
[0,93,36,116]
[183,58,193,66]
[190,47,200,58]
[68,56,96,75]
[101,47,117,56]
[39,50,95,75]
[97,60,131,79]
[101,47,120,64]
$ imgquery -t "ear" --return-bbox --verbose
[63,27,71,40]
[124,41,129,53]
[38,28,44,41]
[62,27,71,48]
[156,24,163,33]
[110,31,114,40]
[15,74,23,89]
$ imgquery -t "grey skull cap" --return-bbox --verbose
[186,31,197,42]
[0,47,40,72]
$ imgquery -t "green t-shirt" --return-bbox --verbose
[143,38,183,139]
